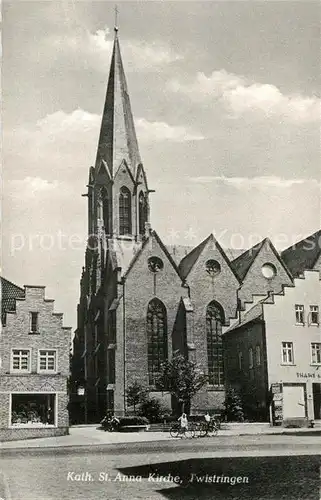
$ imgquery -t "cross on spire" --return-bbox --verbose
[114,5,119,33]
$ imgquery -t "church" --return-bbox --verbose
[71,27,321,423]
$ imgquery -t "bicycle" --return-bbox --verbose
[100,416,120,432]
[197,419,220,437]
[169,423,195,439]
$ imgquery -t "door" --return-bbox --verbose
[313,383,321,419]
[282,384,306,419]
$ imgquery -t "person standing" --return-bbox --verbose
[178,413,188,437]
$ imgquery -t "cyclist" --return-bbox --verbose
[178,413,188,438]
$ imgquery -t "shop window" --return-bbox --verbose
[38,350,57,373]
[311,343,321,365]
[256,345,261,366]
[295,305,304,325]
[309,306,319,326]
[11,349,31,372]
[282,342,294,364]
[29,312,39,333]
[248,348,254,369]
[11,393,56,427]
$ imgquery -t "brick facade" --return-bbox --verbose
[181,235,240,412]
[224,319,269,421]
[0,285,71,441]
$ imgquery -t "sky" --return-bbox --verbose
[3,0,320,329]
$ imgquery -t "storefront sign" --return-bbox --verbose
[271,383,281,394]
[296,372,321,379]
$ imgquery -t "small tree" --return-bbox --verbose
[126,381,148,414]
[224,387,244,422]
[157,351,208,414]
[138,397,168,423]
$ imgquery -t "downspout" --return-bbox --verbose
[122,276,126,415]
[236,287,242,324]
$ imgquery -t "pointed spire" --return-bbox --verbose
[95,25,141,177]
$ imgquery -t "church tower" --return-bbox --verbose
[87,27,150,242]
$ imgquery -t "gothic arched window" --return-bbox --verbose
[101,188,109,234]
[139,191,148,236]
[97,188,109,232]
[206,301,224,387]
[147,299,168,386]
[97,191,103,221]
[119,187,132,235]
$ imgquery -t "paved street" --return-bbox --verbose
[1,435,320,500]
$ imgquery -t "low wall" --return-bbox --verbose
[220,422,271,432]
[0,426,69,442]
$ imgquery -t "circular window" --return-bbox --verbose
[261,263,277,279]
[148,256,164,273]
[205,259,221,277]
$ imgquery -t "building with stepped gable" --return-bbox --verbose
[70,26,321,424]
[0,278,71,441]
[224,270,321,425]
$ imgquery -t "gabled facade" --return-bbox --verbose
[0,279,71,441]
[178,234,240,410]
[231,238,293,306]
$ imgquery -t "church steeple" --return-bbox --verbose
[95,27,142,177]
[88,22,150,243]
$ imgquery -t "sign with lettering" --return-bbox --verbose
[271,383,281,394]
[296,372,321,379]
[271,384,283,425]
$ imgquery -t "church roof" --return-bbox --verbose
[224,300,265,334]
[281,230,321,277]
[1,276,25,322]
[95,29,141,177]
[230,239,266,281]
[178,235,212,280]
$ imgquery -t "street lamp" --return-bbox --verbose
[77,384,87,424]
[77,385,85,396]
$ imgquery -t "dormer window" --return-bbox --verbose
[30,312,39,334]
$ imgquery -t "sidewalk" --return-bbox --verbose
[1,425,320,449]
